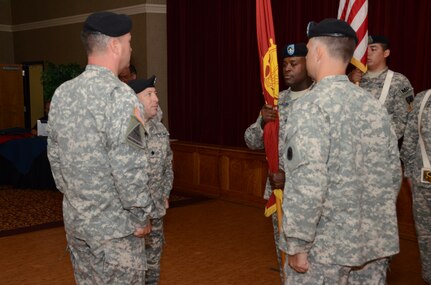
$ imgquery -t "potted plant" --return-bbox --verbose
[41,62,83,101]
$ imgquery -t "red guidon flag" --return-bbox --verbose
[256,0,281,217]
[338,0,368,73]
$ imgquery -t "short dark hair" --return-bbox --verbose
[317,36,356,64]
[80,31,110,54]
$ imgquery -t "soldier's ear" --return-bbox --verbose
[383,48,390,59]
[109,38,121,56]
[315,44,324,63]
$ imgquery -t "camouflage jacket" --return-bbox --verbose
[244,88,309,199]
[360,68,414,139]
[281,75,401,266]
[401,89,431,187]
[146,113,173,219]
[48,65,153,252]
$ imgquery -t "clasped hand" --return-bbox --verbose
[260,104,278,125]
[288,252,309,273]
[269,169,285,190]
[133,223,152,238]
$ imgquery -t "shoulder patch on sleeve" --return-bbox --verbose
[126,115,147,149]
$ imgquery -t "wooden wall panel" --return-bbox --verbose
[219,150,267,204]
[171,141,267,205]
[171,141,417,240]
[196,148,219,195]
[397,179,417,241]
[171,143,195,192]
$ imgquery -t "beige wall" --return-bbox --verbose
[144,12,168,126]
[1,0,168,127]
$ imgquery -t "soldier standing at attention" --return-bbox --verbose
[281,18,402,284]
[401,89,431,284]
[244,42,313,282]
[128,76,173,285]
[349,35,414,142]
[48,11,153,284]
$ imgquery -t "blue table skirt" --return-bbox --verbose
[0,134,55,189]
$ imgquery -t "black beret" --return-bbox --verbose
[282,43,308,58]
[307,18,358,45]
[128,75,157,94]
[83,11,132,37]
[368,35,390,47]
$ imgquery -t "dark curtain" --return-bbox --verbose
[167,0,262,147]
[366,0,431,93]
[167,0,431,147]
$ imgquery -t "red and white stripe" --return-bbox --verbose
[338,0,368,72]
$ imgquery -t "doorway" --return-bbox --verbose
[0,64,24,129]
[23,62,44,130]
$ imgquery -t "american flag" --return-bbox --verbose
[338,0,368,73]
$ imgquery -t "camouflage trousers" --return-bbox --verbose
[412,182,431,283]
[146,217,165,285]
[284,252,389,285]
[67,234,146,285]
[271,213,284,284]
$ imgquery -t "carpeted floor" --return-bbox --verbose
[0,185,208,237]
[0,186,63,237]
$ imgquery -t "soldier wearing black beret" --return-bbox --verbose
[128,74,173,285]
[128,75,157,94]
[306,18,358,44]
[349,32,414,141]
[81,11,133,65]
[244,41,313,283]
[83,11,132,37]
[281,18,401,284]
[282,42,308,58]
[128,75,161,123]
[48,11,154,284]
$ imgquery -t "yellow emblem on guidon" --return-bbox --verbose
[262,38,279,105]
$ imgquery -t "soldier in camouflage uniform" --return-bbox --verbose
[48,12,153,285]
[401,89,431,284]
[244,42,313,282]
[349,35,414,141]
[128,76,173,285]
[281,19,401,285]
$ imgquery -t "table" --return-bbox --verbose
[0,128,55,189]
